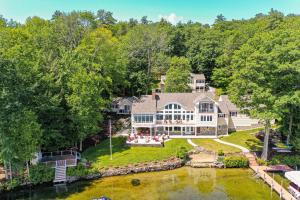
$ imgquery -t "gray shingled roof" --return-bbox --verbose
[218,101,229,114]
[132,92,216,114]
[112,96,138,104]
[190,73,205,80]
[219,95,239,112]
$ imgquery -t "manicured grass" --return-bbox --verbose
[220,128,264,151]
[82,137,193,169]
[267,172,291,190]
[192,139,241,154]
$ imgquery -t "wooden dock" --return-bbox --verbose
[245,153,296,200]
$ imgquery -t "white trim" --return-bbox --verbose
[170,135,217,139]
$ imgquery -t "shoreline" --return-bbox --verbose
[0,157,185,194]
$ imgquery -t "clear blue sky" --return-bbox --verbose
[1,0,300,24]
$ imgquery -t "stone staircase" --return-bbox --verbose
[245,153,258,166]
[54,160,67,184]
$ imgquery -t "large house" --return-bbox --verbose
[160,73,206,93]
[131,91,261,138]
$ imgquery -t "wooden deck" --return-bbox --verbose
[40,150,80,168]
[246,153,296,200]
[213,139,296,200]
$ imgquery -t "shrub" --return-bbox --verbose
[176,146,189,160]
[257,158,268,166]
[218,150,225,156]
[0,178,22,191]
[270,155,300,167]
[224,156,249,168]
[29,164,54,185]
[67,164,94,177]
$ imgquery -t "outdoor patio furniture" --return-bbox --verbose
[146,137,150,143]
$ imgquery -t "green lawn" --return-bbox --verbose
[220,128,264,151]
[192,139,241,154]
[82,137,193,169]
[267,172,291,190]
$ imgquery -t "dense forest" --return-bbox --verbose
[0,9,299,170]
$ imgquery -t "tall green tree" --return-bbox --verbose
[228,29,300,160]
[121,24,168,95]
[165,57,192,93]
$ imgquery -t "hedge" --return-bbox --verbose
[224,156,249,168]
[29,164,55,185]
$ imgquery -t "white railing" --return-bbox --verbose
[156,120,195,125]
[41,150,77,158]
[41,150,80,168]
[118,109,130,114]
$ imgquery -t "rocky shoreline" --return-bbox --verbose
[67,157,184,183]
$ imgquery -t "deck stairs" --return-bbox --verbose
[245,153,258,166]
[54,160,67,184]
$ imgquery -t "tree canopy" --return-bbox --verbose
[0,8,299,168]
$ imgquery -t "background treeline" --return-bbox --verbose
[0,9,299,169]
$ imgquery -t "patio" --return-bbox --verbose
[126,133,170,147]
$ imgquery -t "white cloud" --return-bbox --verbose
[158,13,183,25]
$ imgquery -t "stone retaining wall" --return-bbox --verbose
[67,157,183,183]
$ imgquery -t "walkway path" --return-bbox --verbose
[213,139,249,153]
[214,139,295,200]
[187,139,216,168]
[187,139,198,147]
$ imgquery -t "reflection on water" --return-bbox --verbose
[0,167,279,200]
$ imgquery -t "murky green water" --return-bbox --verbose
[0,167,279,200]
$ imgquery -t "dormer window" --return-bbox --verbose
[218,113,225,118]
[196,80,205,83]
[199,102,214,113]
[230,112,237,117]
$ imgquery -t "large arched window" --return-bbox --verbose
[156,103,193,122]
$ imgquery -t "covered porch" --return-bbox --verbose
[131,125,218,138]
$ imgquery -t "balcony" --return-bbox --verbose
[156,120,195,125]
[118,109,130,114]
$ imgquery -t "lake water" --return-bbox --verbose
[0,167,280,200]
